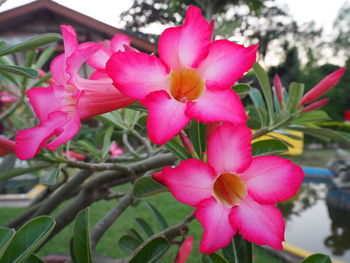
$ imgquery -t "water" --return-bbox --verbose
[279,183,350,262]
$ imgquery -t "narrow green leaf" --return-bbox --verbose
[189,121,207,157]
[126,229,144,243]
[286,82,304,112]
[135,218,154,237]
[23,50,37,68]
[72,208,92,263]
[76,140,101,158]
[0,216,55,263]
[0,65,38,79]
[142,200,168,230]
[129,237,169,263]
[300,254,332,263]
[233,235,252,263]
[252,139,289,156]
[101,125,114,159]
[232,83,251,99]
[165,136,191,161]
[222,240,235,263]
[0,71,20,86]
[293,110,330,124]
[0,228,15,258]
[0,33,61,56]
[34,47,56,69]
[40,164,64,185]
[202,253,229,263]
[290,126,350,144]
[96,112,128,130]
[118,235,142,254]
[133,176,167,198]
[0,164,51,182]
[253,63,274,122]
[30,72,52,88]
[126,103,148,113]
[249,88,266,109]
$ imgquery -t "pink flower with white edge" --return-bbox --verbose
[15,25,135,160]
[106,6,258,145]
[153,123,304,254]
[109,141,124,157]
[87,34,133,80]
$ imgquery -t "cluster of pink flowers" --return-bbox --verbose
[12,5,346,255]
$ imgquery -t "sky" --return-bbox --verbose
[0,0,347,36]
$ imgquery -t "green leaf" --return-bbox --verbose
[0,164,51,182]
[30,72,52,88]
[142,200,168,230]
[76,140,101,159]
[101,125,114,159]
[232,84,251,99]
[118,235,142,254]
[252,139,289,156]
[0,33,61,56]
[189,121,207,157]
[23,50,37,68]
[34,47,56,69]
[293,110,330,124]
[96,112,128,130]
[233,235,252,263]
[129,237,169,263]
[290,126,350,144]
[0,228,15,258]
[126,103,148,113]
[0,216,55,263]
[222,240,235,263]
[0,65,38,79]
[202,253,229,263]
[249,88,266,109]
[135,218,154,237]
[253,63,274,122]
[165,136,192,160]
[300,254,332,263]
[286,82,304,112]
[71,208,92,263]
[40,164,64,185]
[133,176,167,198]
[126,229,144,243]
[23,255,45,263]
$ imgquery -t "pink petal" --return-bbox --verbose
[60,25,78,57]
[158,6,211,70]
[45,113,80,151]
[141,90,190,145]
[175,236,194,263]
[207,123,252,175]
[76,78,135,119]
[198,40,258,89]
[273,74,284,103]
[230,195,285,250]
[86,47,113,70]
[111,34,131,51]
[26,85,65,121]
[153,159,216,206]
[186,88,247,125]
[50,54,68,84]
[0,137,15,156]
[15,111,68,160]
[299,68,346,105]
[89,70,110,80]
[241,156,304,204]
[66,42,102,84]
[106,51,169,100]
[195,197,236,254]
[302,98,330,113]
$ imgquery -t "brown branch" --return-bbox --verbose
[65,159,132,173]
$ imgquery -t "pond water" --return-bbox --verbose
[279,182,350,262]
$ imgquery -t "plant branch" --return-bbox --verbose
[65,159,132,173]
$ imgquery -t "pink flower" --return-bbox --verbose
[63,150,86,160]
[0,137,15,156]
[175,236,194,263]
[299,68,346,105]
[87,34,133,80]
[15,25,135,160]
[106,6,258,145]
[109,141,124,157]
[0,91,17,103]
[302,97,330,113]
[273,74,284,104]
[153,123,304,253]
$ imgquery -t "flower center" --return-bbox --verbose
[169,68,204,102]
[213,173,247,206]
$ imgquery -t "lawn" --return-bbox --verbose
[2,147,339,262]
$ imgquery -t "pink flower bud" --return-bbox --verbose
[179,131,195,155]
[0,137,15,156]
[299,68,346,105]
[63,150,86,160]
[273,74,284,103]
[302,98,330,113]
[109,141,124,157]
[175,236,194,263]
